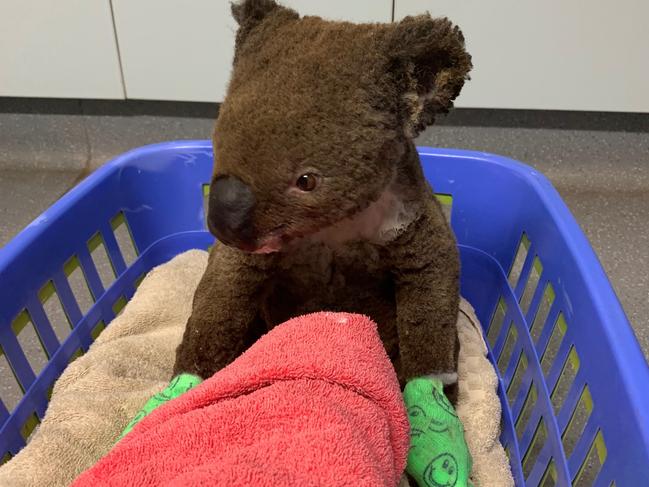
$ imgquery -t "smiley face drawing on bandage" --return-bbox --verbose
[423,453,459,487]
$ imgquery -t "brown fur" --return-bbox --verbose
[174,0,472,389]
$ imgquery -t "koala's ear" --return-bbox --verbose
[386,15,472,138]
[231,0,298,58]
[231,0,279,26]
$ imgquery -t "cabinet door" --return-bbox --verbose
[395,0,649,112]
[111,0,235,102]
[112,0,393,103]
[0,0,124,99]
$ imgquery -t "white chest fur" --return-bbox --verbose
[310,185,418,247]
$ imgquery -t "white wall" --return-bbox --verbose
[0,0,124,99]
[282,1,392,24]
[111,0,393,103]
[395,0,649,112]
[2,0,647,112]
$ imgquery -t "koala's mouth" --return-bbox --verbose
[251,222,327,254]
[251,224,294,254]
[252,235,285,254]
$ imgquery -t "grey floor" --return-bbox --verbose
[0,169,79,245]
[1,106,648,378]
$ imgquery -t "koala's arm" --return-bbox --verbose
[384,203,460,386]
[173,242,275,379]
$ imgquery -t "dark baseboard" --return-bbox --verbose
[439,108,649,132]
[1,97,648,132]
[0,97,219,118]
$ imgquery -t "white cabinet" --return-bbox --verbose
[111,0,236,103]
[395,0,649,112]
[0,0,124,99]
[111,0,393,103]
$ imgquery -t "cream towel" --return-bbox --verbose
[457,301,514,487]
[0,249,513,487]
[0,250,207,487]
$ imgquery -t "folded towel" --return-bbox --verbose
[0,249,513,487]
[457,303,514,487]
[0,250,207,487]
[72,312,411,486]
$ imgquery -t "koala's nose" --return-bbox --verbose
[208,176,256,249]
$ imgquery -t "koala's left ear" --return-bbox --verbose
[231,0,298,61]
[386,15,472,138]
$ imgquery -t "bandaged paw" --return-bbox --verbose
[404,377,472,487]
[119,373,202,440]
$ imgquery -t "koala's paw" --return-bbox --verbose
[403,378,472,486]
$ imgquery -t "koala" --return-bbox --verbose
[174,0,472,395]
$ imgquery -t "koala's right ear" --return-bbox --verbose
[385,15,472,138]
[231,0,298,60]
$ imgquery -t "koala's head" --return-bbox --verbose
[209,0,471,252]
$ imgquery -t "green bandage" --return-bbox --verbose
[404,378,472,487]
[119,373,202,440]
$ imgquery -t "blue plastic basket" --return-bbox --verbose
[1,141,648,485]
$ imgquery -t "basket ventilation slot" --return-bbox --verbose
[0,344,24,412]
[521,256,543,314]
[435,193,453,223]
[508,233,530,288]
[530,283,555,345]
[20,411,40,444]
[12,310,48,380]
[111,212,138,267]
[522,418,548,480]
[40,281,72,345]
[562,385,593,458]
[64,256,94,315]
[203,184,210,228]
[574,431,606,486]
[87,233,116,290]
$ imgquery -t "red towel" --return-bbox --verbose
[72,312,410,486]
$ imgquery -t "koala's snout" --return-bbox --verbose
[208,176,257,251]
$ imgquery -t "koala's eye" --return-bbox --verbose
[296,173,318,192]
